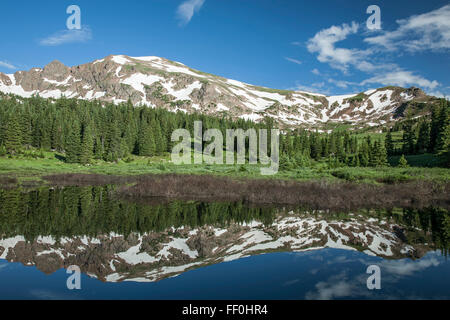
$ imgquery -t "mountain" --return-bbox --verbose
[0,55,440,128]
[0,212,430,283]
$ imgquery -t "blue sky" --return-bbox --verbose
[0,0,449,97]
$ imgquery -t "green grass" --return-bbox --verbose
[0,152,323,182]
[0,148,448,187]
[329,166,450,183]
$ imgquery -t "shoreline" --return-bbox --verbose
[1,172,448,211]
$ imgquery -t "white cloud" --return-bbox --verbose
[176,0,205,26]
[306,279,354,300]
[311,68,321,75]
[361,70,440,90]
[306,22,369,73]
[0,61,16,70]
[39,26,92,46]
[284,57,302,65]
[365,4,450,52]
[379,256,441,277]
[304,8,445,93]
[304,272,366,300]
[306,22,396,74]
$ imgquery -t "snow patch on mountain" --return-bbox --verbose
[111,55,131,65]
[161,80,202,101]
[121,73,163,93]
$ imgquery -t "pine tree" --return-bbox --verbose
[368,139,379,167]
[293,134,302,156]
[65,122,81,163]
[336,135,344,160]
[138,121,156,156]
[385,130,394,156]
[80,123,93,165]
[343,132,351,154]
[280,133,287,155]
[124,119,138,156]
[93,137,103,159]
[310,133,322,160]
[402,123,415,155]
[430,104,441,152]
[359,141,370,167]
[51,118,64,152]
[151,118,166,155]
[105,122,122,162]
[369,141,379,167]
[4,115,22,155]
[20,111,32,147]
[327,133,336,156]
[377,141,388,166]
[416,121,430,154]
[33,114,52,150]
[321,136,329,157]
[436,102,449,153]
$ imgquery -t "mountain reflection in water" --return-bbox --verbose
[0,186,449,288]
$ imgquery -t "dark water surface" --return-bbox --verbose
[0,186,449,300]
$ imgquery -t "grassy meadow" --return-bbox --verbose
[1,146,449,189]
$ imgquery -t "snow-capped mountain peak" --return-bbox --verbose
[0,55,437,128]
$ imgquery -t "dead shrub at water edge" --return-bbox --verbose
[115,174,450,211]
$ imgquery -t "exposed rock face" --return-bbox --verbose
[0,213,431,283]
[0,55,440,128]
[42,60,70,80]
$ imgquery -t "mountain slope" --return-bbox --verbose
[0,55,440,128]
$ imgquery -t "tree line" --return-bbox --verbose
[279,129,389,169]
[0,94,270,163]
[0,93,448,168]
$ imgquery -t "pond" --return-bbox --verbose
[0,186,449,299]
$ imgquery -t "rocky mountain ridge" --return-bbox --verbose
[0,55,439,128]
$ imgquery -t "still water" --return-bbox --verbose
[0,186,449,300]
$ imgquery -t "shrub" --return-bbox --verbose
[398,155,409,168]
